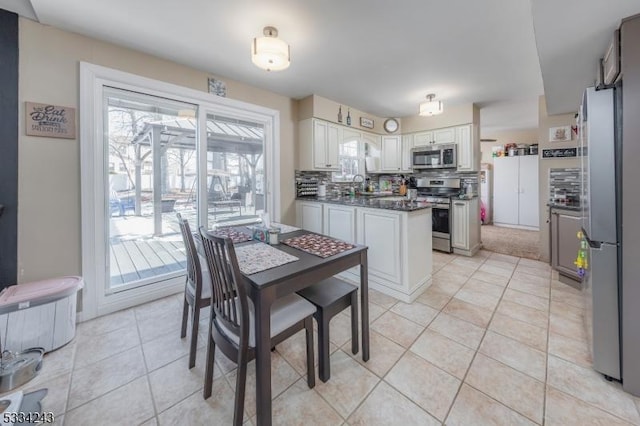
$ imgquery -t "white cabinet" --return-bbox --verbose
[323,204,356,243]
[298,118,340,171]
[357,208,402,284]
[451,201,469,250]
[451,198,480,254]
[413,128,455,146]
[295,201,323,233]
[518,156,539,227]
[296,201,433,302]
[493,156,539,229]
[413,131,433,147]
[401,134,414,172]
[434,128,456,144]
[381,136,402,171]
[456,124,473,171]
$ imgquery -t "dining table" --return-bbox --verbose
[236,227,370,426]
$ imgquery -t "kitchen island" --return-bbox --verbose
[296,196,433,302]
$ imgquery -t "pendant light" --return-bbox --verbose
[251,26,290,71]
[419,94,444,116]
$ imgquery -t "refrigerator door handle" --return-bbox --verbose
[582,228,602,249]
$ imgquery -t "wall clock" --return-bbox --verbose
[383,118,399,133]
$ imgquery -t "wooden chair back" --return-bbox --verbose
[198,227,249,348]
[176,213,203,300]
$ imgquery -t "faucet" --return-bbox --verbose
[352,174,365,193]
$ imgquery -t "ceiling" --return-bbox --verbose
[3,0,639,132]
[531,0,640,115]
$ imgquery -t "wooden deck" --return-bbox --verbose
[110,237,186,287]
[108,207,261,287]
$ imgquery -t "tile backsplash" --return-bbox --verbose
[549,167,581,205]
[295,170,479,197]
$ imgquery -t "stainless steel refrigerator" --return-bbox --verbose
[581,13,640,396]
[580,86,620,381]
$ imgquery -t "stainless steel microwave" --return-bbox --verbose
[411,144,457,170]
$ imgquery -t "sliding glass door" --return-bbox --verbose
[104,87,198,292]
[81,63,280,319]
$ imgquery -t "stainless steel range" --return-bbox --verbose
[414,177,461,253]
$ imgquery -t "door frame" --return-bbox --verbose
[79,62,281,321]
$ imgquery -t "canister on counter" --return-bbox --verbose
[268,227,281,245]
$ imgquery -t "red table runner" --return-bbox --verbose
[281,234,355,258]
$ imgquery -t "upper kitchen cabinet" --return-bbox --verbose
[413,128,456,147]
[377,134,413,172]
[298,118,340,171]
[381,136,403,171]
[456,124,480,172]
[401,134,414,172]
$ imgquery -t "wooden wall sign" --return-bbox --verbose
[25,102,76,139]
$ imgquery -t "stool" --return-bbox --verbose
[297,277,358,382]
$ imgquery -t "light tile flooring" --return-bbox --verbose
[6,250,640,425]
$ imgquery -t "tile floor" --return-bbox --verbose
[6,250,640,425]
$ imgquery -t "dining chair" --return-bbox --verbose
[199,228,316,426]
[297,277,358,382]
[177,213,212,369]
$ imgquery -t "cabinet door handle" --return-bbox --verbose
[326,164,332,167]
[454,202,464,206]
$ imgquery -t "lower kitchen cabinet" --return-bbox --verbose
[295,200,433,302]
[357,208,402,284]
[451,197,481,256]
[323,204,356,243]
[295,201,323,233]
[550,207,582,281]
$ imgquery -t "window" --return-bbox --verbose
[332,134,364,182]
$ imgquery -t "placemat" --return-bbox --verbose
[234,243,299,275]
[212,228,252,243]
[281,234,355,258]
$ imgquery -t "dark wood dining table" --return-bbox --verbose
[238,228,369,426]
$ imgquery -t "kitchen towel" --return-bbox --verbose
[281,234,355,258]
[234,242,299,275]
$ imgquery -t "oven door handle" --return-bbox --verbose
[434,204,450,209]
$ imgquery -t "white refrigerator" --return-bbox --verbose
[480,163,492,224]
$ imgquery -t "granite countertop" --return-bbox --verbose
[297,196,433,212]
[547,203,581,212]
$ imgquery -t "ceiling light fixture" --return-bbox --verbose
[419,94,444,116]
[251,26,290,72]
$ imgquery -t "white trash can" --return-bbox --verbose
[0,276,84,353]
